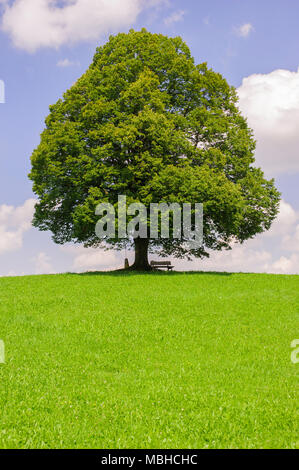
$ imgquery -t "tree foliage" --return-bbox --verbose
[29,29,280,266]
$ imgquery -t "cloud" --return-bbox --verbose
[34,252,54,274]
[235,23,254,38]
[164,9,185,26]
[264,200,298,238]
[3,269,26,277]
[173,200,299,275]
[0,199,298,276]
[1,0,164,52]
[61,199,299,274]
[271,254,299,274]
[237,67,299,175]
[0,199,35,255]
[57,58,79,67]
[61,245,122,271]
[282,225,299,253]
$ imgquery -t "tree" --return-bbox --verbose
[29,29,280,271]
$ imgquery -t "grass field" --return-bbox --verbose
[0,271,298,449]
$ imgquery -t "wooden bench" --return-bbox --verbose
[150,260,174,271]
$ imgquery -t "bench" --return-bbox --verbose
[150,260,174,271]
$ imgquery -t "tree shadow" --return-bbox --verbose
[69,269,233,277]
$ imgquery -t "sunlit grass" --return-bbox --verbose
[0,271,298,448]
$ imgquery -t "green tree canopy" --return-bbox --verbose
[29,29,280,270]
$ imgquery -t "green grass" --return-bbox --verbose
[0,271,298,449]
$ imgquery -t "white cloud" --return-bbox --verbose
[0,198,298,275]
[34,252,54,274]
[164,9,185,26]
[281,222,299,253]
[237,67,299,175]
[61,245,122,271]
[235,23,254,38]
[264,200,298,238]
[173,199,299,275]
[4,270,26,277]
[73,250,118,271]
[1,0,164,52]
[175,243,299,275]
[0,199,35,255]
[272,254,299,274]
[57,58,80,67]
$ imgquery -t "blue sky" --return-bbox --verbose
[0,0,298,275]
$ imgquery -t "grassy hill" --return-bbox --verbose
[0,271,298,449]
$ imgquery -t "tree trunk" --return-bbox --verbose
[131,237,151,271]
